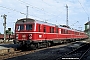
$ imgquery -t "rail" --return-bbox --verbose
[56,43,90,60]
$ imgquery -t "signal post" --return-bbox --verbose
[1,14,7,42]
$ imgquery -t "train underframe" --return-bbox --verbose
[13,38,88,50]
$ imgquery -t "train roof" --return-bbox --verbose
[16,18,84,33]
[16,18,56,26]
[16,18,35,24]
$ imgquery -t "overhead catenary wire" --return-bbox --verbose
[17,0,58,21]
[17,0,51,20]
[78,0,89,18]
[18,0,53,13]
[55,0,89,17]
[0,0,48,20]
[41,0,53,6]
[17,0,67,22]
[55,0,89,22]
[17,0,59,16]
[0,5,26,15]
[17,0,45,12]
[0,5,44,20]
[0,5,26,22]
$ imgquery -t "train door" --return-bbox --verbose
[59,29,61,34]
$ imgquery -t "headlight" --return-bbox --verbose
[22,34,26,38]
[16,34,18,39]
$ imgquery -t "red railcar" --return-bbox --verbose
[14,18,88,48]
[0,34,15,40]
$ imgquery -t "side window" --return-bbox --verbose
[50,27,54,33]
[38,24,40,32]
[43,26,46,32]
[65,30,68,34]
[52,27,54,33]
[50,27,51,33]
[61,29,64,34]
[61,29,68,34]
[26,24,32,30]
[56,28,58,33]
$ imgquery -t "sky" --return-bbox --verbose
[0,0,90,33]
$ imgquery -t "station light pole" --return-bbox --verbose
[26,6,29,19]
[1,14,7,41]
[88,17,90,37]
[13,22,16,34]
[66,4,68,26]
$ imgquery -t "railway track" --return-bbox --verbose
[56,43,90,60]
[0,40,89,60]
[0,47,50,60]
[0,43,66,60]
[0,41,76,60]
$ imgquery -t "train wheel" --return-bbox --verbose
[13,40,17,44]
[47,42,51,47]
[30,44,37,50]
[37,43,40,49]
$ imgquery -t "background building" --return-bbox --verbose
[84,21,90,38]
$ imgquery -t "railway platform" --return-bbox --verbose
[0,41,19,55]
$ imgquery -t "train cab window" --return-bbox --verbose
[17,25,24,31]
[26,24,32,30]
